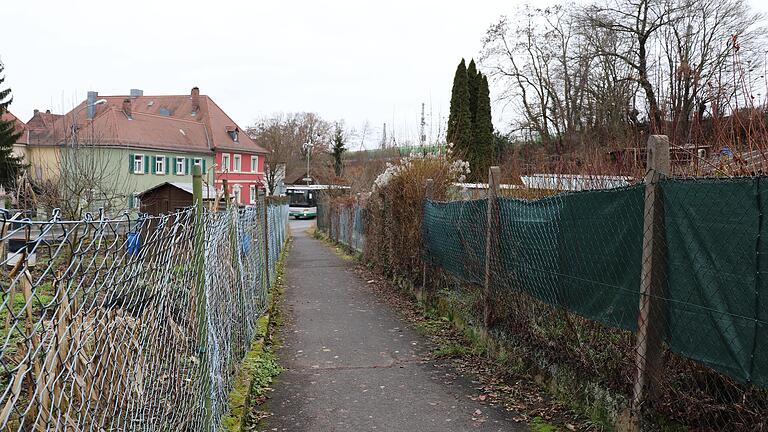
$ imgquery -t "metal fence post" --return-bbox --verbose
[192,165,211,430]
[629,135,670,430]
[484,166,501,329]
[260,191,270,289]
[422,179,434,293]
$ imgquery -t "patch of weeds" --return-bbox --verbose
[530,416,559,432]
[239,243,290,431]
[434,342,469,358]
[248,348,282,399]
[241,347,283,431]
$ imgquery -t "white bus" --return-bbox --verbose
[286,185,349,219]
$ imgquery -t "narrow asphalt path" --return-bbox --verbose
[263,221,523,431]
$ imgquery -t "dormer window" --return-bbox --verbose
[227,127,239,142]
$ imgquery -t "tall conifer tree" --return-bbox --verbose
[467,59,480,127]
[471,74,494,181]
[0,61,23,192]
[447,59,472,155]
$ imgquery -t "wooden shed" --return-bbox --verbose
[138,182,219,215]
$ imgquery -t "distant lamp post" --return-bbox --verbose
[71,99,107,146]
[303,141,314,185]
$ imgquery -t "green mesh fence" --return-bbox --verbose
[660,177,768,387]
[424,186,645,331]
[423,177,768,428]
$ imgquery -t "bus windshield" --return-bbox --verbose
[288,189,316,208]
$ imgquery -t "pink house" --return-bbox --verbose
[215,147,266,206]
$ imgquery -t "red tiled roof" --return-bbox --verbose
[26,111,65,145]
[2,111,28,144]
[29,90,268,155]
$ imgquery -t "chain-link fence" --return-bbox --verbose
[317,196,364,253]
[0,199,288,431]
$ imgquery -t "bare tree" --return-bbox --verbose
[247,112,332,194]
[37,137,137,220]
[482,5,597,151]
[658,0,765,143]
[584,0,684,133]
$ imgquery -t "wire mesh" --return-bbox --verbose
[320,173,768,429]
[0,199,288,431]
[317,198,364,253]
[423,179,768,429]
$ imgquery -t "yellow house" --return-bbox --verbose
[25,109,65,181]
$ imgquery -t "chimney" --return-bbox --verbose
[191,86,200,113]
[45,110,51,114]
[86,91,98,119]
[130,89,143,97]
[122,98,132,118]
[33,109,39,115]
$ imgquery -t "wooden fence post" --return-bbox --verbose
[222,179,230,210]
[191,165,211,430]
[484,166,501,329]
[422,179,434,295]
[629,135,670,430]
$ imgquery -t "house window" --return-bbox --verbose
[250,155,258,173]
[176,157,185,175]
[133,154,144,174]
[222,153,230,172]
[249,184,256,203]
[194,158,202,167]
[233,185,241,204]
[129,193,140,209]
[233,154,241,172]
[155,155,165,175]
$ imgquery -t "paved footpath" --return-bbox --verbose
[263,224,523,431]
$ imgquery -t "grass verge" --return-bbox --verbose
[221,238,290,431]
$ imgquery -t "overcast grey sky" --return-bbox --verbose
[3,0,522,148]
[3,0,768,149]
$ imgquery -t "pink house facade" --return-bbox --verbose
[215,150,266,206]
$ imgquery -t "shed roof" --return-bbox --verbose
[138,182,219,200]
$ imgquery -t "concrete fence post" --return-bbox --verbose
[629,135,670,430]
[484,166,501,329]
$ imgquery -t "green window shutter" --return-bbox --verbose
[150,156,156,174]
[144,156,150,174]
[128,194,134,208]
[166,157,170,174]
[185,158,190,175]
[129,153,134,173]
[202,159,207,173]
[172,157,177,175]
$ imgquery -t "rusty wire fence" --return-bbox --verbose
[0,200,288,431]
[317,196,364,253]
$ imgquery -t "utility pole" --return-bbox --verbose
[381,123,387,150]
[303,142,313,186]
[420,102,426,148]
